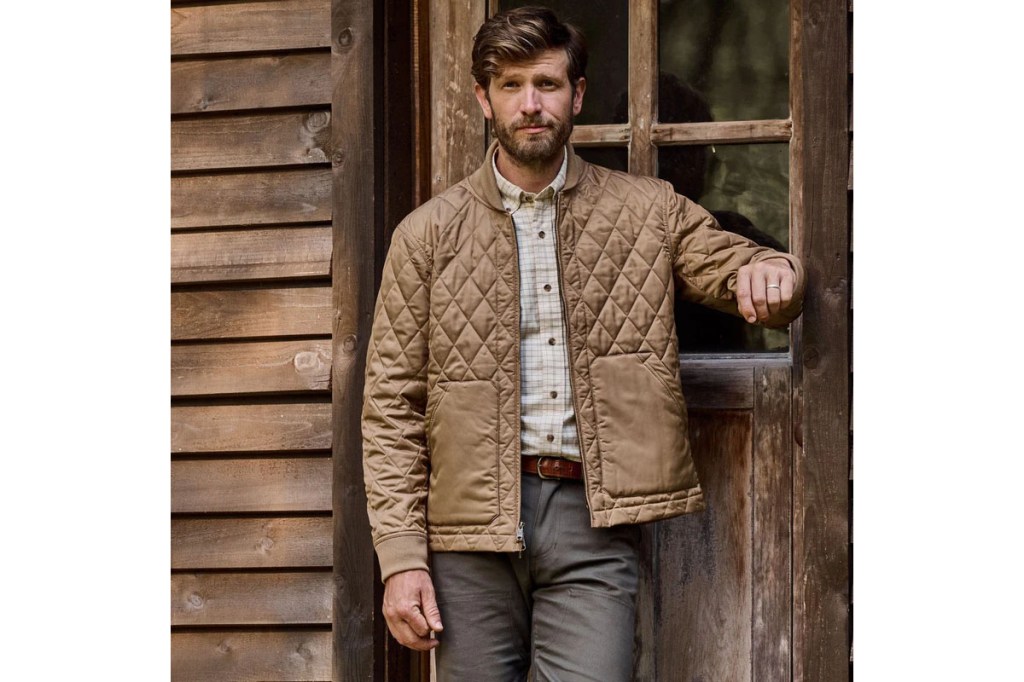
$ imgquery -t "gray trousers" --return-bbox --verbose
[431,474,641,682]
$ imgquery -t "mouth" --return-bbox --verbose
[517,124,550,134]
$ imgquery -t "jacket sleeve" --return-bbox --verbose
[362,224,432,582]
[666,186,805,327]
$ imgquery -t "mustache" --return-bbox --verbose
[514,117,550,129]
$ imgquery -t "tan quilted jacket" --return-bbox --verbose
[362,143,805,581]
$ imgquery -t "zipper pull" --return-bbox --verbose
[516,521,526,557]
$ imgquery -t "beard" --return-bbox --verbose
[490,108,574,168]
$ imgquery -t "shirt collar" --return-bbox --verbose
[492,147,568,212]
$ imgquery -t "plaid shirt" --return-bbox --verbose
[492,149,582,462]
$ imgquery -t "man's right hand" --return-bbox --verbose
[382,569,444,651]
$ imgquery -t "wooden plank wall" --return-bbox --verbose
[171,1,334,680]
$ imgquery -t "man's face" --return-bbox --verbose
[474,49,586,167]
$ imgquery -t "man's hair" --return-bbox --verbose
[471,7,587,90]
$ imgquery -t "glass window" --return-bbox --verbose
[659,0,789,122]
[659,142,790,352]
[500,0,629,125]
[574,146,628,173]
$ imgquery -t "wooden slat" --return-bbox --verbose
[792,0,852,677]
[628,0,657,175]
[172,572,332,625]
[332,1,382,680]
[172,517,332,569]
[172,111,331,171]
[752,365,793,682]
[172,403,331,454]
[679,364,754,410]
[171,630,331,681]
[171,0,331,56]
[429,0,486,195]
[171,285,332,340]
[171,226,332,284]
[172,457,331,513]
[172,168,332,229]
[172,340,332,397]
[655,411,753,679]
[172,52,330,114]
[651,119,793,145]
[569,124,630,147]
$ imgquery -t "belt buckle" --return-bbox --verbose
[536,456,554,480]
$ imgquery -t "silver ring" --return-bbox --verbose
[766,284,781,290]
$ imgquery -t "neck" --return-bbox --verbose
[494,146,564,193]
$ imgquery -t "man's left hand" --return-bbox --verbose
[736,258,797,325]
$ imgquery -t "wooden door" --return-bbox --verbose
[366,0,850,679]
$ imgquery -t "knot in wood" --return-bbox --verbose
[802,346,821,370]
[337,28,354,48]
[342,334,358,353]
[306,111,329,131]
[332,151,345,167]
[187,592,205,608]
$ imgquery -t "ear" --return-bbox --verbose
[572,77,587,116]
[474,83,494,120]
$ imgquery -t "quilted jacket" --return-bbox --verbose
[362,142,805,581]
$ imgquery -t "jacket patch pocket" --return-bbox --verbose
[590,353,694,497]
[426,380,500,526]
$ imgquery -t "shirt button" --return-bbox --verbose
[548,337,556,345]
[538,230,546,238]
[546,434,555,442]
[550,391,558,398]
[543,284,551,292]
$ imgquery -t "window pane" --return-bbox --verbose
[659,0,789,122]
[659,142,790,352]
[574,146,628,173]
[499,1,629,125]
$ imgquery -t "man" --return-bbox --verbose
[362,7,804,680]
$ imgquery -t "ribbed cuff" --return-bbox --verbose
[375,533,430,583]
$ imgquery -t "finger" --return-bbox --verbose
[420,584,444,632]
[401,602,432,638]
[765,279,782,316]
[735,267,756,323]
[389,617,439,651]
[779,271,795,309]
[750,270,770,322]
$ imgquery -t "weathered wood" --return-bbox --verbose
[172,403,332,454]
[171,226,332,284]
[656,411,753,680]
[628,0,657,175]
[172,517,332,569]
[569,124,630,147]
[752,365,793,682]
[171,286,332,340]
[172,111,332,171]
[171,0,331,56]
[171,630,331,681]
[792,0,852,678]
[679,363,755,410]
[172,340,332,397]
[429,0,486,195]
[172,52,331,114]
[172,571,332,625]
[332,1,380,680]
[172,168,332,229]
[651,119,792,145]
[172,457,332,513]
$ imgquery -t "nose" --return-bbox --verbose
[520,85,542,115]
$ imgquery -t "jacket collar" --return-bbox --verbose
[466,140,586,211]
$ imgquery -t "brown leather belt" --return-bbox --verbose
[521,455,584,481]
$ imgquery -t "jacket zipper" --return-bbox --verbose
[553,193,592,515]
[507,209,526,552]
